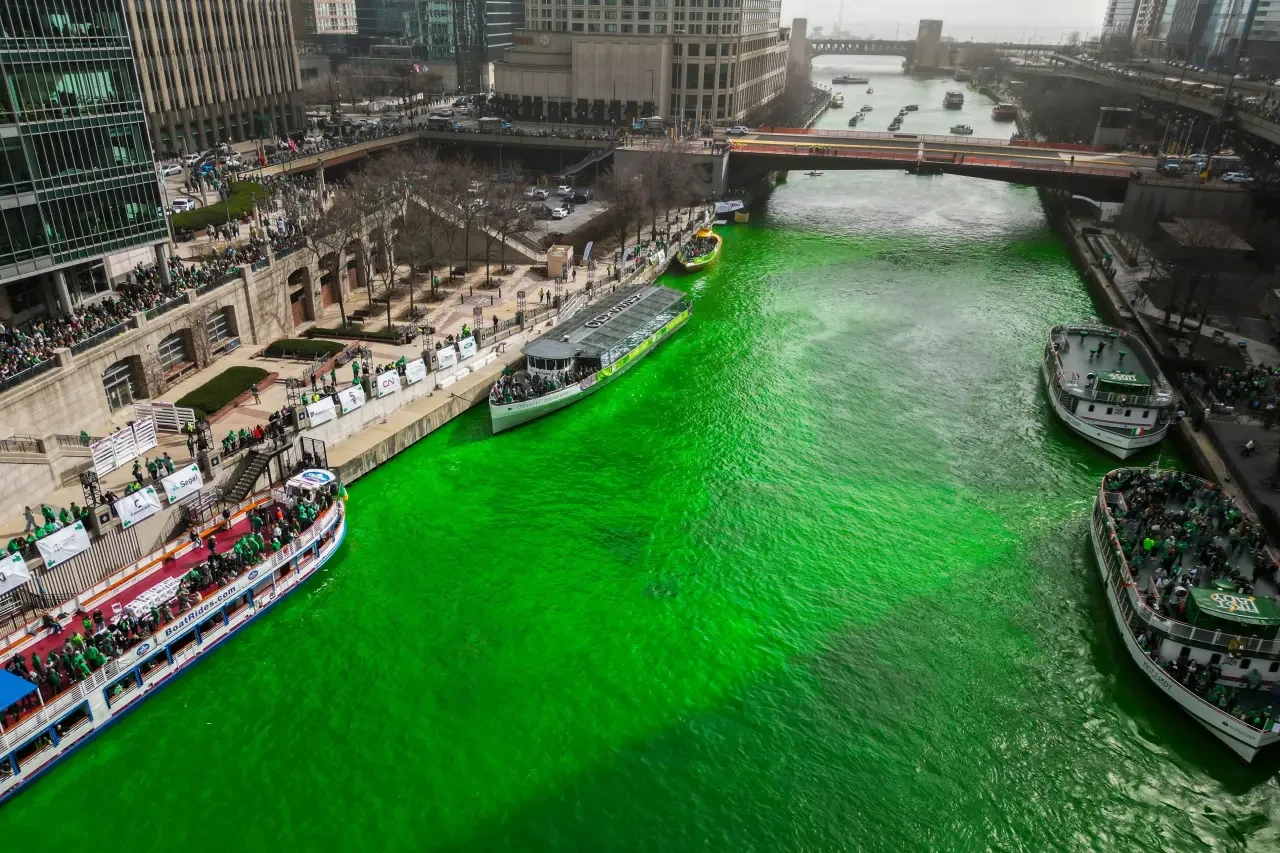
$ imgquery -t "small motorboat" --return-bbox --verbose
[805,171,824,177]
[904,104,919,111]
[848,116,862,127]
[950,124,973,135]
[867,87,874,94]
[860,105,873,112]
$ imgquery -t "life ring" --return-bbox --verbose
[1228,638,1245,655]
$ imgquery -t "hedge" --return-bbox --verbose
[169,181,267,231]
[175,366,270,420]
[305,325,405,343]
[263,338,346,359]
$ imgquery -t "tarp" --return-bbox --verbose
[35,520,92,569]
[458,337,476,360]
[339,385,366,414]
[306,396,337,427]
[0,668,36,709]
[1187,587,1280,627]
[0,551,31,596]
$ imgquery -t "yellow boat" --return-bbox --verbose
[676,227,722,272]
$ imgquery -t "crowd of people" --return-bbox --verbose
[490,362,596,404]
[5,503,93,557]
[1203,363,1280,410]
[1136,627,1278,729]
[1105,468,1275,607]
[2,492,334,730]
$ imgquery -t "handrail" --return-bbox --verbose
[728,141,1136,178]
[70,321,130,355]
[0,358,57,394]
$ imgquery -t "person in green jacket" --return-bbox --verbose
[41,504,55,524]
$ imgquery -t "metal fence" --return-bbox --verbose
[0,434,43,453]
[0,358,57,394]
[144,295,186,320]
[70,321,130,355]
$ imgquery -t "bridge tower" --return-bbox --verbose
[914,20,944,70]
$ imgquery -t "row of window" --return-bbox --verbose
[0,179,164,268]
[0,121,151,195]
[537,21,737,32]
[2,57,143,123]
[0,0,131,45]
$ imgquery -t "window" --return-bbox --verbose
[1178,647,1190,659]
[1142,410,1149,418]
[5,276,45,314]
[157,330,191,371]
[103,359,139,411]
[1106,407,1113,415]
[1270,661,1280,673]
[1124,409,1131,417]
[1211,653,1222,665]
[1242,659,1253,670]
[721,43,730,55]
[1088,405,1095,412]
[688,43,699,56]
[207,308,235,347]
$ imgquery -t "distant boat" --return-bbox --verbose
[943,91,964,109]
[867,87,875,94]
[848,115,862,127]
[830,93,845,108]
[805,171,823,177]
[832,75,869,84]
[992,103,1018,121]
[950,124,973,135]
[860,105,873,112]
[903,104,919,111]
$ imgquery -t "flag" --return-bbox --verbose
[287,138,298,152]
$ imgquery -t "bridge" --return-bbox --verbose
[726,129,1144,202]
[1015,57,1280,147]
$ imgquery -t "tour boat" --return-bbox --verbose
[489,284,691,433]
[954,70,973,82]
[866,87,874,94]
[903,104,919,111]
[675,226,721,272]
[1042,323,1173,458]
[1090,467,1280,761]
[830,93,845,108]
[950,124,974,135]
[992,103,1019,121]
[943,91,965,109]
[860,105,873,112]
[832,75,869,84]
[0,470,348,805]
[848,115,862,127]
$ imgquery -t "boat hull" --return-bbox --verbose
[676,236,721,272]
[490,309,690,433]
[0,505,347,805]
[1088,504,1277,761]
[1040,358,1167,458]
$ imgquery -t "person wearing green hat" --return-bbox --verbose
[41,504,55,525]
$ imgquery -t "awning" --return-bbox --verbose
[1098,371,1150,388]
[0,668,37,710]
[1187,587,1280,627]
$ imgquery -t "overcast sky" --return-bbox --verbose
[783,0,1111,43]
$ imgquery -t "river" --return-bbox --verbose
[2,56,1279,851]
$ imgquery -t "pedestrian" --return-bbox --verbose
[250,383,260,404]
[330,368,337,388]
[22,506,35,534]
[1070,155,1076,167]
[187,433,197,458]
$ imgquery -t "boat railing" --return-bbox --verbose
[1045,335,1173,408]
[1094,484,1280,659]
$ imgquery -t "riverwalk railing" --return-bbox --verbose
[70,321,130,355]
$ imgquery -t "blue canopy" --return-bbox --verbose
[0,668,37,710]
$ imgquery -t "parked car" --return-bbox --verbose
[726,125,750,136]
[557,184,573,196]
[569,188,590,203]
[1222,172,1252,184]
[183,152,202,165]
[550,206,568,220]
[432,109,455,118]
[531,203,553,219]
[170,197,196,212]
[159,163,182,176]
[524,187,549,200]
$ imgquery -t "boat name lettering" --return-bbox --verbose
[583,294,643,328]
[1209,593,1260,614]
[1108,373,1138,383]
[163,585,242,639]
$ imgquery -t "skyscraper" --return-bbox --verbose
[0,0,167,333]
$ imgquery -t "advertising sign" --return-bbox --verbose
[339,385,366,414]
[404,358,427,385]
[306,396,337,427]
[114,486,162,529]
[35,521,92,569]
[162,463,205,505]
[435,347,458,371]
[0,552,30,595]
[458,336,477,360]
[376,370,401,397]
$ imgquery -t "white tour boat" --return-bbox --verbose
[1091,467,1280,761]
[0,470,348,804]
[489,284,691,433]
[1042,323,1174,458]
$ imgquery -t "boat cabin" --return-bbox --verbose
[280,468,342,507]
[1184,588,1280,640]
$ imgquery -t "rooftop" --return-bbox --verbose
[1049,324,1170,403]
[523,284,687,361]
[1158,218,1254,252]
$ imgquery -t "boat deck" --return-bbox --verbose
[1051,327,1158,389]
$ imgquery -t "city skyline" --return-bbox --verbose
[782,0,1110,41]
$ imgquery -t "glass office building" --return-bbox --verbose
[0,0,166,296]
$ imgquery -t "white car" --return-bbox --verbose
[183,153,201,166]
[550,206,568,220]
[726,125,750,136]
[557,185,573,197]
[523,187,549,200]
[1222,172,1252,183]
[170,197,196,212]
[159,163,182,176]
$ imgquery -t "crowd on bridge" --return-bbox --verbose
[1,494,333,731]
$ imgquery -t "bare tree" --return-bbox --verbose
[599,165,643,267]
[479,181,528,284]
[299,189,360,326]
[446,156,486,282]
[1152,218,1244,350]
[350,150,414,331]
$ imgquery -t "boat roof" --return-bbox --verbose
[0,668,36,708]
[287,468,337,490]
[1050,324,1170,401]
[1187,587,1280,627]
[523,284,687,361]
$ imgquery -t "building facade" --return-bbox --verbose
[1102,0,1143,44]
[0,0,167,344]
[496,0,785,125]
[123,0,304,154]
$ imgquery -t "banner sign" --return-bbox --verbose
[339,385,366,414]
[376,370,401,397]
[114,486,162,529]
[162,463,204,505]
[458,336,476,360]
[404,358,427,385]
[435,347,457,371]
[583,240,593,262]
[306,396,337,427]
[36,521,92,570]
[0,552,30,596]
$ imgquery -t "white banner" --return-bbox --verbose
[0,551,31,596]
[339,385,366,414]
[435,347,457,371]
[458,336,476,360]
[161,463,204,505]
[306,396,337,427]
[114,486,162,529]
[35,520,92,570]
[404,358,427,385]
[376,370,401,397]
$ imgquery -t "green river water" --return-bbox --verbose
[4,58,1280,851]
